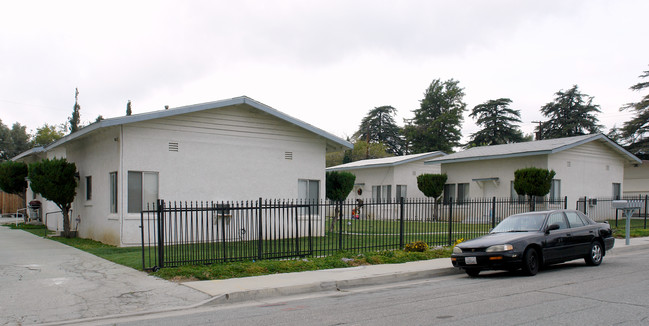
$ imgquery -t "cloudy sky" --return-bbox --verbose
[1,0,648,144]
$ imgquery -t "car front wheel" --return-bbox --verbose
[585,241,603,266]
[522,248,539,276]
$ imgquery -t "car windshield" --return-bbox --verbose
[491,213,546,233]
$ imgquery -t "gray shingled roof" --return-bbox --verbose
[36,96,352,154]
[327,151,446,171]
[424,134,641,165]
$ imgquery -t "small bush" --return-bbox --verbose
[404,240,429,252]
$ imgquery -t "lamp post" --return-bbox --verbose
[612,200,642,245]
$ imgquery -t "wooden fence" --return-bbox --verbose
[0,191,24,215]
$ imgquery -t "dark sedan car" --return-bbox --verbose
[451,209,615,277]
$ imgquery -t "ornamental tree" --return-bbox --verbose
[0,160,28,202]
[326,171,356,231]
[513,167,556,209]
[417,173,447,220]
[28,158,78,237]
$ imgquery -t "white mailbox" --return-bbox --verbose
[612,200,642,209]
[611,200,640,245]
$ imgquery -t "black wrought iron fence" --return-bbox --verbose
[141,196,568,270]
[576,195,649,229]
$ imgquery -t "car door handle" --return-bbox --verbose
[566,233,571,236]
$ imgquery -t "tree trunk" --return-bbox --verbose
[61,208,73,238]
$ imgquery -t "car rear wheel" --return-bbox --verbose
[465,269,480,277]
[585,241,603,266]
[522,247,539,276]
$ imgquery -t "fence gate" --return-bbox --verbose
[141,199,313,271]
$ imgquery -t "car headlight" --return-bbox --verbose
[452,246,463,254]
[486,244,514,252]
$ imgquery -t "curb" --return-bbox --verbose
[199,265,462,306]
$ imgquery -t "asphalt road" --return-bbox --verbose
[88,247,649,326]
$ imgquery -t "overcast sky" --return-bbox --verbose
[2,0,648,145]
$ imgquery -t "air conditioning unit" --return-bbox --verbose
[588,198,598,206]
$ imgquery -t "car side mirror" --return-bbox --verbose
[545,224,560,234]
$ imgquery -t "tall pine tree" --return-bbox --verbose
[404,79,466,153]
[68,88,81,134]
[620,67,649,158]
[467,98,524,147]
[353,105,404,155]
[539,85,602,139]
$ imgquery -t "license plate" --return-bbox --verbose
[465,256,477,265]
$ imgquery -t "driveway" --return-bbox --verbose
[0,226,210,325]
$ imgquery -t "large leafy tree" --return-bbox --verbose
[467,98,524,147]
[0,120,31,162]
[404,79,466,153]
[32,124,64,147]
[353,106,404,155]
[620,67,649,158]
[28,158,78,237]
[0,161,28,202]
[69,88,81,133]
[539,85,602,139]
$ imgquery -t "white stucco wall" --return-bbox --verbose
[116,104,327,245]
[441,155,548,199]
[441,141,628,205]
[623,161,649,196]
[63,127,122,245]
[548,141,625,203]
[21,103,339,246]
[347,159,442,201]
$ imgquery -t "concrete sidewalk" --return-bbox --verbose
[1,221,648,325]
[0,226,210,326]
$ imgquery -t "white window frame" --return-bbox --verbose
[109,172,118,213]
[457,183,469,204]
[298,179,319,214]
[396,185,407,200]
[85,176,92,201]
[550,179,561,203]
[128,171,159,213]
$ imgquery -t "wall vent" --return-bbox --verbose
[169,142,179,152]
[285,152,293,160]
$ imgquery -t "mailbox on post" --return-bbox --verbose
[612,200,641,245]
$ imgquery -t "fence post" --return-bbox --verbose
[644,195,649,229]
[338,200,343,251]
[140,206,146,271]
[221,201,227,262]
[156,199,165,269]
[295,203,300,257]
[491,197,496,229]
[308,202,313,255]
[448,198,453,247]
[258,197,263,261]
[583,196,587,215]
[564,196,568,209]
[399,197,405,249]
[531,196,536,211]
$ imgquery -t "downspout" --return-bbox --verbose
[119,125,125,246]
